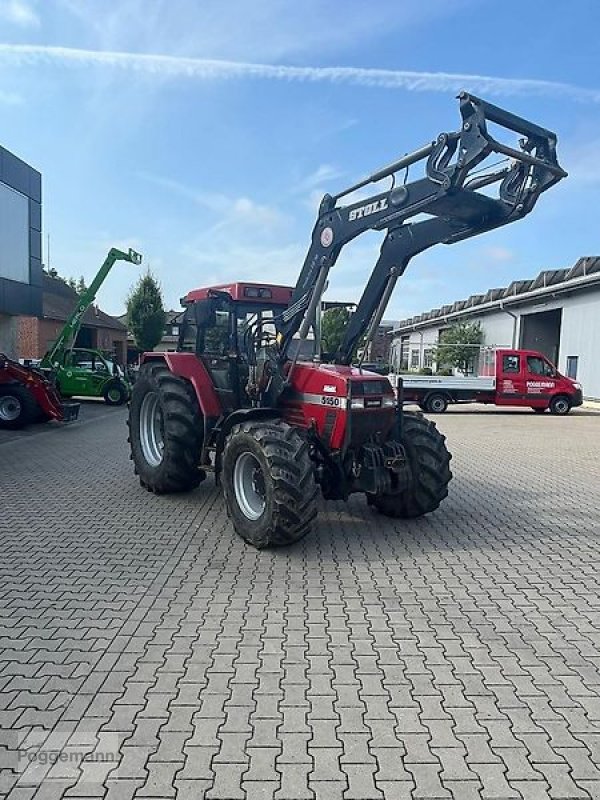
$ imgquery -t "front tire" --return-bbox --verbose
[222,419,318,548]
[0,386,39,429]
[549,395,571,415]
[104,380,128,406]
[128,362,205,493]
[372,412,452,519]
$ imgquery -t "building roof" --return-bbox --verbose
[42,274,127,332]
[393,256,600,334]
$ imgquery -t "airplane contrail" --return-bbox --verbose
[0,43,599,103]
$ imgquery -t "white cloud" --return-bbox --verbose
[138,171,286,231]
[295,164,345,193]
[0,0,39,27]
[1,44,600,103]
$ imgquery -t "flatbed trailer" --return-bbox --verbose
[390,348,583,415]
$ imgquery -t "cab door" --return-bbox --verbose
[195,301,239,411]
[60,350,108,398]
[523,354,557,406]
[495,352,526,405]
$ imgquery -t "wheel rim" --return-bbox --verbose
[139,392,164,467]
[554,398,569,414]
[431,397,445,412]
[0,395,21,422]
[108,387,122,402]
[233,452,266,520]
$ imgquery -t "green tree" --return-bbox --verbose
[127,272,166,353]
[435,321,484,374]
[76,275,88,295]
[321,306,352,357]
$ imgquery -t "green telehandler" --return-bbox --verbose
[41,247,142,405]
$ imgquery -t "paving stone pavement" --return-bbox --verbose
[1,405,600,800]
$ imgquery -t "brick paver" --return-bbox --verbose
[1,405,600,799]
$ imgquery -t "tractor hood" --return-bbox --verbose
[288,361,395,398]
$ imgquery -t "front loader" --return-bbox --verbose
[128,93,566,547]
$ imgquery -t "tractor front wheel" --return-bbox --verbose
[0,386,39,429]
[222,419,318,548]
[371,411,452,519]
[128,362,205,493]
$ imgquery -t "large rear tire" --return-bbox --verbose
[222,419,318,548]
[372,411,452,519]
[0,385,39,430]
[128,362,205,493]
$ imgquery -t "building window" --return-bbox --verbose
[411,350,419,369]
[171,326,179,336]
[423,349,433,368]
[400,336,409,370]
[566,356,578,379]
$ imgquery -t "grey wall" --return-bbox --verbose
[0,145,42,317]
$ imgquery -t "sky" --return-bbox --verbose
[1,0,599,321]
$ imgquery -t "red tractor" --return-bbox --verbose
[128,93,566,547]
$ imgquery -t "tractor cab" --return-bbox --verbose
[177,282,295,410]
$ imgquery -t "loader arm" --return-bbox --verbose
[41,247,142,370]
[277,92,566,364]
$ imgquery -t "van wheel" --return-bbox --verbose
[424,393,448,413]
[549,395,571,415]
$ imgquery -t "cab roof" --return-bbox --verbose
[183,282,294,306]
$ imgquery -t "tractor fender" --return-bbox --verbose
[141,352,221,418]
[213,407,281,483]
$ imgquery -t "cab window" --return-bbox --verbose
[202,310,232,356]
[502,354,520,373]
[527,356,555,377]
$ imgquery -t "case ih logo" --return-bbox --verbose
[348,198,388,222]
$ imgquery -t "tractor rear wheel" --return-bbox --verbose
[128,362,205,493]
[222,419,318,548]
[0,385,39,429]
[371,411,452,519]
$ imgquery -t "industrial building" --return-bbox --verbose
[390,256,600,400]
[0,144,42,356]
